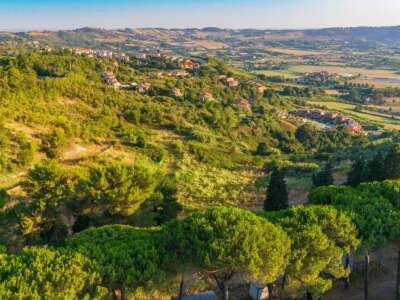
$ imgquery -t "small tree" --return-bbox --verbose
[264,168,289,211]
[67,225,164,299]
[312,162,334,187]
[20,160,70,243]
[295,124,320,150]
[264,206,360,298]
[366,151,385,182]
[0,247,106,299]
[384,144,400,180]
[161,207,291,300]
[347,157,366,187]
[255,142,270,156]
[75,163,156,216]
[151,178,182,225]
[0,189,9,210]
[15,133,36,167]
[43,128,67,159]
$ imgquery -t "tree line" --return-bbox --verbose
[347,144,400,187]
[0,205,360,300]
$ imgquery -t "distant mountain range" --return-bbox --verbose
[2,26,400,51]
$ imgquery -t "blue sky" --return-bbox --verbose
[0,0,399,31]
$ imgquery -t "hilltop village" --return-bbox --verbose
[70,46,273,116]
[66,46,365,135]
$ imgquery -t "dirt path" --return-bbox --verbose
[348,281,396,300]
[324,243,399,300]
[289,190,309,205]
[288,172,348,206]
[324,280,397,300]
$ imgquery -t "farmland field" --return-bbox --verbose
[255,69,299,79]
[256,64,400,85]
[288,65,400,78]
[264,47,324,56]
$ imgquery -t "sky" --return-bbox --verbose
[0,0,399,31]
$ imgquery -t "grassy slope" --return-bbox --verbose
[0,52,296,213]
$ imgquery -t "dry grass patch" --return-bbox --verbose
[264,47,323,56]
[189,40,229,49]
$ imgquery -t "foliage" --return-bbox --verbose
[295,123,359,153]
[383,144,400,179]
[0,189,9,210]
[347,156,366,187]
[149,178,182,225]
[43,128,68,158]
[75,163,156,216]
[0,247,106,299]
[67,225,164,295]
[175,156,256,208]
[264,169,289,211]
[366,151,385,182]
[161,207,291,297]
[309,181,400,248]
[312,162,334,187]
[347,145,400,186]
[20,160,70,243]
[262,205,360,296]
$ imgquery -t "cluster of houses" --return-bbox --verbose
[292,109,363,134]
[100,56,203,91]
[302,71,354,84]
[155,70,189,78]
[172,88,183,97]
[199,92,215,102]
[303,71,335,84]
[248,80,267,94]
[218,76,267,94]
[219,75,239,88]
[102,71,151,93]
[98,51,260,113]
[72,48,130,61]
[181,58,201,70]
[235,97,253,111]
[72,46,206,71]
[102,71,121,88]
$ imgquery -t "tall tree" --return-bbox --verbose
[313,162,334,187]
[384,144,400,180]
[67,225,164,299]
[161,207,291,300]
[75,163,156,216]
[295,124,320,150]
[366,151,385,182]
[264,205,360,298]
[0,189,9,210]
[20,160,70,244]
[347,157,366,187]
[264,169,288,211]
[43,128,67,159]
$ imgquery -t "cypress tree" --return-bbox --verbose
[384,144,400,180]
[367,151,385,182]
[264,169,288,211]
[348,157,366,187]
[312,162,334,187]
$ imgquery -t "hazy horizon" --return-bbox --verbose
[3,24,400,33]
[0,0,399,31]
